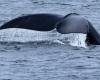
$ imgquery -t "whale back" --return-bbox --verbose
[0,14,63,31]
[56,13,89,34]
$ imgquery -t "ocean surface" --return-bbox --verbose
[0,0,100,80]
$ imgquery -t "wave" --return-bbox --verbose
[0,28,87,48]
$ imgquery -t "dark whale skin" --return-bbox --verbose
[0,14,63,31]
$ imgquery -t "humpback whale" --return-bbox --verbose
[0,13,100,45]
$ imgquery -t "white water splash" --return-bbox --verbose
[0,28,58,42]
[0,28,87,48]
[66,33,87,48]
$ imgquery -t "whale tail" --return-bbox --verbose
[0,13,100,45]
